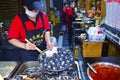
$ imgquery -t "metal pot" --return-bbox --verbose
[87,62,120,80]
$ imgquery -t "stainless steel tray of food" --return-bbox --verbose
[0,61,21,78]
[13,61,41,75]
[13,61,81,80]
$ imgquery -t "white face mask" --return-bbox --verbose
[25,9,38,18]
[71,4,75,8]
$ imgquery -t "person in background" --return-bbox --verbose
[61,1,69,31]
[96,7,101,17]
[7,0,53,61]
[88,10,95,18]
[88,4,96,18]
[66,0,77,47]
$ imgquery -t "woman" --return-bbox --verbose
[7,0,53,61]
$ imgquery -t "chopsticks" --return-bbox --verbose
[25,39,43,54]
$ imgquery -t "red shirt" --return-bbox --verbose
[62,6,68,24]
[66,7,75,23]
[62,6,67,18]
[7,11,50,42]
[62,7,67,13]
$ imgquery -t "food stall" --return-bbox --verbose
[0,0,120,80]
[0,48,120,80]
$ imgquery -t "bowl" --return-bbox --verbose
[87,62,120,80]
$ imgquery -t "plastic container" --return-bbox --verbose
[88,33,105,42]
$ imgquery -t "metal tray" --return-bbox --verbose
[13,61,41,76]
[13,61,81,79]
[0,61,21,78]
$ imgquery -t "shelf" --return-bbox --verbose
[102,24,120,48]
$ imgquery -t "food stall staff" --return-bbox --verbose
[7,0,53,61]
[61,1,69,31]
[66,0,77,47]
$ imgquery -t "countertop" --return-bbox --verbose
[0,57,120,80]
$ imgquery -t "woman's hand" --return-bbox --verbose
[46,42,54,51]
[25,42,36,50]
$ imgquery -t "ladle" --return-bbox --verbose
[87,63,97,74]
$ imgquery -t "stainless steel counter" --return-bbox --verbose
[0,61,21,78]
[0,57,120,80]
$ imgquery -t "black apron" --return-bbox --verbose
[19,11,46,61]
